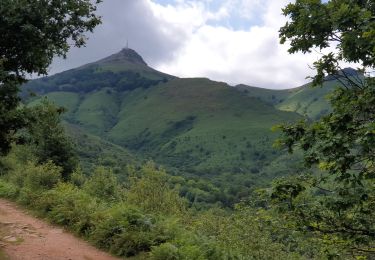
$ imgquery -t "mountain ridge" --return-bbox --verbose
[23,48,342,202]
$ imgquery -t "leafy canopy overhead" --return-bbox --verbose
[0,0,101,155]
[274,0,375,256]
[0,0,101,76]
[280,0,375,85]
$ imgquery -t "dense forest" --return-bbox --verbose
[0,0,374,259]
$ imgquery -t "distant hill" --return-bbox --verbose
[27,48,360,204]
[235,82,332,119]
[25,49,302,178]
[236,68,362,120]
[235,84,291,106]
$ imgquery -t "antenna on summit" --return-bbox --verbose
[126,39,129,49]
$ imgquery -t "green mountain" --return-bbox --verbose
[27,48,359,205]
[234,84,291,106]
[25,48,173,96]
[235,83,332,119]
[25,49,302,178]
[235,68,361,120]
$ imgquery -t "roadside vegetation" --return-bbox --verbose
[0,143,333,259]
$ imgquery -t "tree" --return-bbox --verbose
[25,99,78,180]
[279,0,375,86]
[272,0,375,257]
[0,0,101,155]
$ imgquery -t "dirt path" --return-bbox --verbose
[0,199,120,260]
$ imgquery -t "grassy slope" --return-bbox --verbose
[235,84,291,105]
[107,78,301,175]
[276,70,364,119]
[29,77,301,179]
[64,123,138,175]
[235,80,336,120]
[28,92,81,118]
[276,81,336,119]
[24,49,311,191]
[75,89,120,134]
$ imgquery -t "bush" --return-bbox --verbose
[23,161,62,191]
[150,243,179,260]
[0,145,36,176]
[84,166,122,201]
[0,179,18,198]
[17,187,43,207]
[36,183,102,236]
[126,163,187,216]
[150,232,224,260]
[69,167,87,187]
[10,161,62,207]
[90,205,160,256]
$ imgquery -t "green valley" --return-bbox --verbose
[1,0,374,258]
[23,48,353,205]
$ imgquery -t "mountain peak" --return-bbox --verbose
[97,48,147,66]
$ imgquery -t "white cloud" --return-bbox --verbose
[149,0,319,88]
[49,0,326,89]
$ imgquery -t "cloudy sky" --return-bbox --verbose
[50,0,324,89]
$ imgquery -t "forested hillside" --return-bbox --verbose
[23,49,365,207]
[0,0,373,259]
[23,48,309,205]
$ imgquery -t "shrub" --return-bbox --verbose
[126,163,187,216]
[23,161,62,191]
[150,243,179,260]
[17,187,43,207]
[36,183,102,236]
[69,167,87,187]
[150,232,224,260]
[0,145,36,176]
[84,166,122,201]
[90,205,160,256]
[11,161,62,207]
[0,179,18,198]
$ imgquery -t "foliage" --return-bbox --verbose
[22,161,62,191]
[90,205,173,257]
[28,75,304,205]
[69,167,87,187]
[0,179,18,199]
[150,243,180,260]
[0,71,27,156]
[25,66,165,94]
[83,166,122,201]
[37,182,101,235]
[279,0,374,85]
[191,206,300,259]
[126,163,187,216]
[9,160,62,207]
[0,0,101,156]
[274,0,375,256]
[1,143,350,259]
[25,99,78,179]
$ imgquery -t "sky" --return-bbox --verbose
[50,0,325,89]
